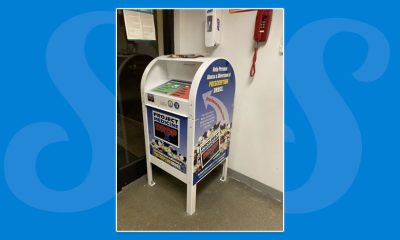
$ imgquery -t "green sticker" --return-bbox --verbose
[152,80,189,94]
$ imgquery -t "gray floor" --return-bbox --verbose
[117,166,283,231]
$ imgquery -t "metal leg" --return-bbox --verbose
[146,159,155,186]
[186,183,197,215]
[220,158,228,182]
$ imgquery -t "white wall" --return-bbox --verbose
[174,10,284,192]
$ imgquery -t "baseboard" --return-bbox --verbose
[228,168,283,203]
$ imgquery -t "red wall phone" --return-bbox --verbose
[250,9,273,77]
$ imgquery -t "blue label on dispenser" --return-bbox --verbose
[193,59,236,184]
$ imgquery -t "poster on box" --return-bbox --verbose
[147,106,187,173]
[193,59,235,184]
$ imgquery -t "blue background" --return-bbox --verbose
[1,0,399,238]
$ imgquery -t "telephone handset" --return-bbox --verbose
[254,10,273,42]
[250,9,273,77]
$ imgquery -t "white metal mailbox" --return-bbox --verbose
[140,56,235,215]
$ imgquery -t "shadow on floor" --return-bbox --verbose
[117,166,283,231]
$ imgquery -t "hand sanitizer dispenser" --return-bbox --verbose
[205,9,221,47]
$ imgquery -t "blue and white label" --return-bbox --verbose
[147,107,187,173]
[193,59,235,184]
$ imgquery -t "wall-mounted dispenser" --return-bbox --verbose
[205,9,221,47]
